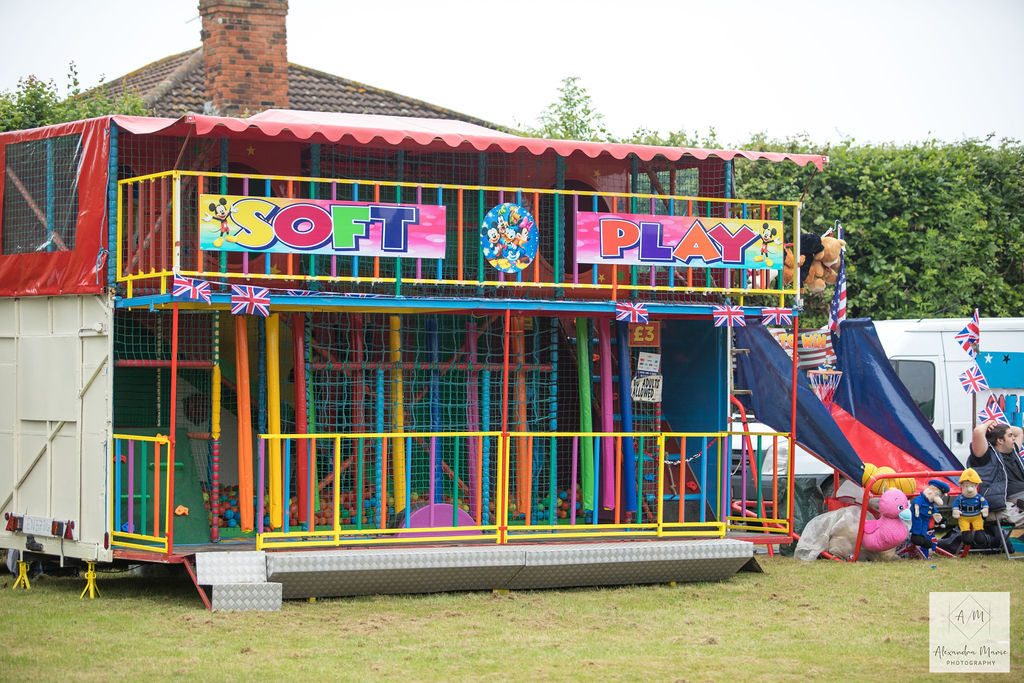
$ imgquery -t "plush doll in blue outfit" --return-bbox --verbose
[910,479,950,553]
[953,468,989,546]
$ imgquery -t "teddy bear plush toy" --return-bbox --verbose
[781,233,847,293]
[781,232,822,288]
[817,236,846,286]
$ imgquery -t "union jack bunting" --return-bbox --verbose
[172,274,211,303]
[955,327,979,358]
[958,365,988,394]
[761,307,793,326]
[968,308,981,339]
[978,396,1009,425]
[615,301,649,324]
[230,285,271,317]
[712,305,746,327]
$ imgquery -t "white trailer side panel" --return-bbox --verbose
[0,295,113,562]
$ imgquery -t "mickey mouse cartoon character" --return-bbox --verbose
[204,197,236,248]
[754,222,780,267]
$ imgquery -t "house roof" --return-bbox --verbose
[98,47,499,128]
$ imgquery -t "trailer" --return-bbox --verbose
[0,111,826,604]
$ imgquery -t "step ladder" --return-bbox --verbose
[195,551,282,611]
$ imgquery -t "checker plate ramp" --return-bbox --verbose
[265,539,753,600]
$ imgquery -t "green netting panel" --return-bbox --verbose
[112,309,218,499]
[112,368,171,428]
[2,134,81,254]
[299,312,568,526]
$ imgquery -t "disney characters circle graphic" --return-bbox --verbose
[480,203,538,274]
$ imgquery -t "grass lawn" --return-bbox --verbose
[0,553,1020,680]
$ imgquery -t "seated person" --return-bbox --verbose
[968,419,1024,527]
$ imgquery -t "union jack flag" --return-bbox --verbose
[827,249,847,336]
[172,274,211,303]
[958,365,988,394]
[230,285,271,317]
[712,305,746,327]
[978,396,1009,425]
[615,301,649,324]
[955,309,981,357]
[761,307,793,326]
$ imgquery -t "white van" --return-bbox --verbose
[873,317,1024,465]
[734,317,1024,480]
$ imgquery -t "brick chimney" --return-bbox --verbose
[199,0,289,116]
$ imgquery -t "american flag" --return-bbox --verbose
[172,274,211,303]
[958,365,989,394]
[615,301,649,324]
[230,285,271,317]
[827,249,847,336]
[713,305,746,327]
[978,396,1009,425]
[761,307,793,326]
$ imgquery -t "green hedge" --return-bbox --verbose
[734,136,1024,326]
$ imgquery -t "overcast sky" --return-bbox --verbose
[2,0,1021,147]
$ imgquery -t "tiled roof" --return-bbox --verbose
[97,47,499,129]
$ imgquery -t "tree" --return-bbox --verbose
[526,80,1024,324]
[523,76,609,142]
[0,62,148,133]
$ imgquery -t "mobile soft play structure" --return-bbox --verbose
[0,111,828,607]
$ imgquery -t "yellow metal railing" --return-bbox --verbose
[116,170,801,303]
[109,434,174,554]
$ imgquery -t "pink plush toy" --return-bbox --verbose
[861,488,912,553]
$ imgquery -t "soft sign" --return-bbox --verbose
[199,194,447,258]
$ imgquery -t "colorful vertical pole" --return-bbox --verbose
[614,320,638,516]
[575,317,594,511]
[466,321,480,519]
[375,368,384,528]
[501,310,511,532]
[597,318,614,510]
[257,318,267,527]
[266,313,283,529]
[389,315,407,515]
[428,317,441,505]
[482,367,491,526]
[292,314,309,523]
[235,315,254,531]
[211,316,222,541]
[548,317,558,526]
[167,304,180,550]
[512,316,528,516]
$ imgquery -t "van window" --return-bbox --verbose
[890,359,935,421]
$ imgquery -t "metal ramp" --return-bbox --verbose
[194,539,753,610]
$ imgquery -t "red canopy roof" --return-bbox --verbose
[113,110,828,170]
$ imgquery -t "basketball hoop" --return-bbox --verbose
[808,367,843,411]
